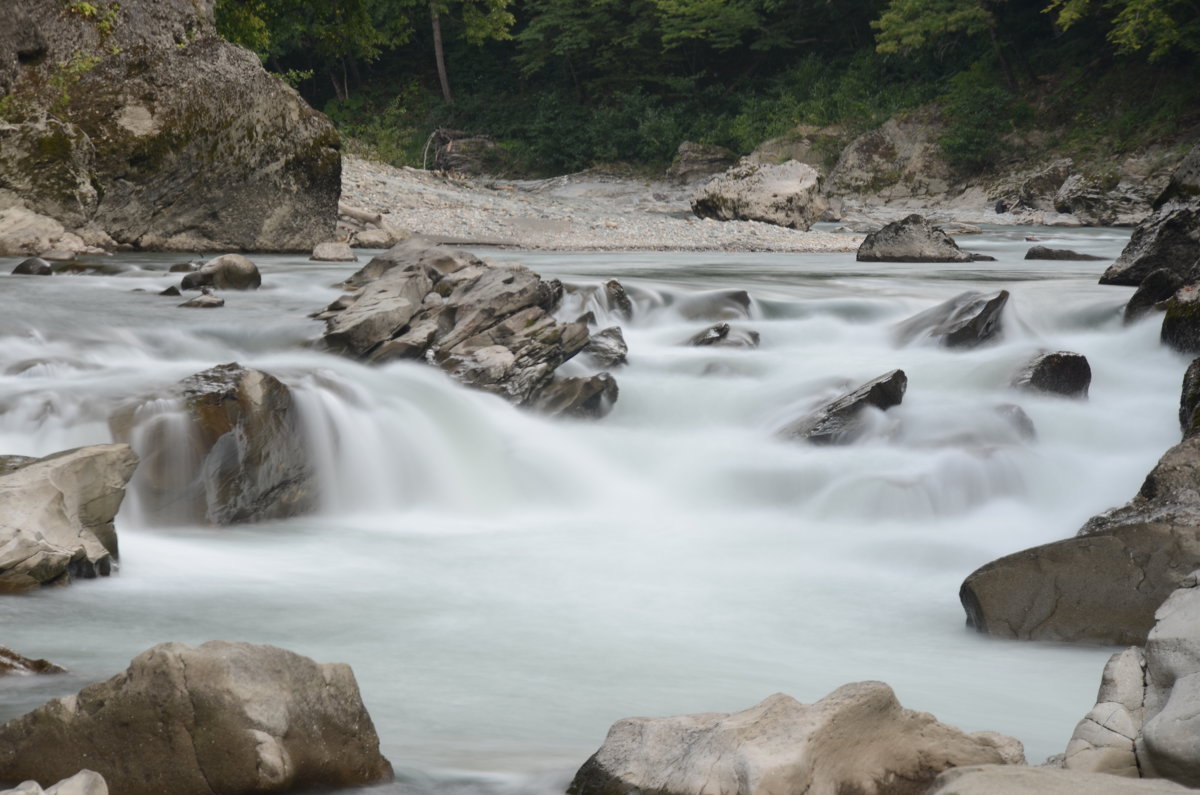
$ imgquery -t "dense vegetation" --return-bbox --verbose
[214,0,1200,177]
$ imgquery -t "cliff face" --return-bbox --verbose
[0,0,339,252]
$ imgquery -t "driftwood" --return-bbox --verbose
[338,203,383,227]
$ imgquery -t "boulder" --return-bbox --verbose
[1154,144,1200,209]
[1126,268,1185,324]
[1054,172,1148,226]
[180,254,261,291]
[178,293,223,308]
[310,241,357,262]
[0,445,138,592]
[1161,284,1200,354]
[431,129,502,174]
[778,369,907,445]
[531,374,619,419]
[686,322,760,348]
[584,327,628,368]
[0,647,66,675]
[894,290,1009,349]
[1014,158,1074,212]
[1011,351,1091,398]
[1024,245,1107,261]
[567,684,1023,795]
[109,363,314,526]
[857,214,992,263]
[744,125,847,176]
[604,279,634,321]
[11,257,52,276]
[1,770,109,795]
[666,141,737,183]
[0,641,393,795]
[1181,358,1200,438]
[1064,647,1146,776]
[0,207,67,257]
[826,114,953,200]
[691,161,827,231]
[0,0,339,251]
[1139,574,1200,785]
[927,765,1192,794]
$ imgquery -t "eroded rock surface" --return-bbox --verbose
[857,214,992,263]
[0,647,66,675]
[691,161,827,230]
[895,290,1009,349]
[778,369,907,445]
[1011,351,1091,398]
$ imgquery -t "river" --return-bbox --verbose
[0,226,1183,794]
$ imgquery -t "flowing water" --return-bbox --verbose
[0,226,1185,793]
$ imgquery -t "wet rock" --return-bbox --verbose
[1162,284,1200,354]
[109,363,314,526]
[857,214,992,263]
[0,647,66,675]
[0,445,138,592]
[1083,435,1200,536]
[1126,268,1185,324]
[311,241,357,262]
[691,161,827,231]
[1011,351,1091,398]
[1181,359,1200,438]
[158,285,181,297]
[778,369,907,445]
[687,322,760,348]
[1024,245,1107,261]
[677,289,751,321]
[1101,154,1200,288]
[0,641,393,795]
[168,261,200,273]
[927,765,1192,794]
[895,290,1009,348]
[532,374,619,419]
[178,293,223,308]
[11,257,52,276]
[666,141,736,184]
[180,253,261,291]
[567,684,1022,795]
[1,770,109,795]
[584,327,627,368]
[604,279,634,321]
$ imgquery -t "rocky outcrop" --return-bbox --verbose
[826,114,953,200]
[857,215,993,263]
[666,141,737,183]
[0,647,66,675]
[0,641,393,795]
[1161,284,1200,354]
[1,770,109,795]
[531,374,619,419]
[927,765,1192,794]
[1126,269,1184,324]
[0,445,138,592]
[895,290,1009,348]
[744,125,847,176]
[1024,245,1106,261]
[317,239,614,413]
[0,0,339,253]
[109,363,314,526]
[691,161,827,230]
[179,254,262,291]
[1180,359,1200,438]
[687,322,760,348]
[1011,351,1091,398]
[310,241,357,262]
[1053,172,1150,227]
[778,370,907,445]
[583,327,628,368]
[11,257,51,276]
[567,684,1023,795]
[1063,647,1145,776]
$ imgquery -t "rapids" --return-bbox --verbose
[0,226,1183,794]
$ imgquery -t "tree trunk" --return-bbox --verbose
[431,4,453,105]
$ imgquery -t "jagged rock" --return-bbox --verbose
[1126,269,1185,324]
[604,280,634,321]
[1024,245,1107,261]
[826,114,953,200]
[11,257,51,275]
[927,765,1192,794]
[108,363,314,526]
[0,0,339,251]
[532,374,618,419]
[180,254,261,291]
[677,289,751,321]
[666,141,736,183]
[1,770,109,795]
[1162,284,1200,354]
[691,161,828,231]
[1014,159,1074,211]
[178,293,223,308]
[0,445,138,592]
[744,124,847,176]
[584,327,627,368]
[1011,351,1091,398]
[1181,359,1200,438]
[567,684,1023,795]
[310,241,357,262]
[1083,435,1200,536]
[895,290,1009,348]
[1064,647,1145,776]
[1054,173,1148,226]
[1155,144,1200,208]
[686,322,760,348]
[0,647,66,675]
[778,369,907,445]
[0,641,393,795]
[1139,574,1200,786]
[857,214,993,263]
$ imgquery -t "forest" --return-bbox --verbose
[216,0,1199,175]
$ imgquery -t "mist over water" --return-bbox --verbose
[0,227,1183,794]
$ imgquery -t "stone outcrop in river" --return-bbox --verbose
[895,290,1009,349]
[1011,351,1091,398]
[857,214,993,263]
[567,684,1023,795]
[0,647,65,675]
[0,445,138,592]
[0,0,339,254]
[0,641,393,795]
[109,363,314,526]
[317,238,617,416]
[778,369,907,445]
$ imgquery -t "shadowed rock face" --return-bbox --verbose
[1024,245,1107,261]
[857,214,992,263]
[778,369,907,445]
[895,290,1009,349]
[0,0,339,252]
[0,641,394,795]
[1012,351,1091,398]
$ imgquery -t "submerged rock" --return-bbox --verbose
[691,161,828,231]
[11,257,52,276]
[0,647,66,675]
[1024,245,1107,261]
[567,684,1022,795]
[1011,351,1091,398]
[180,254,261,291]
[895,290,1009,349]
[532,374,619,419]
[584,326,628,368]
[687,322,760,348]
[0,641,394,795]
[857,214,992,263]
[778,369,907,445]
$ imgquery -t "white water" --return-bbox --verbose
[0,227,1185,793]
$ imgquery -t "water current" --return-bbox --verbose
[0,225,1184,794]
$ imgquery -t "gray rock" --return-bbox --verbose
[1025,245,1107,261]
[1181,358,1200,438]
[1126,268,1185,324]
[691,161,828,231]
[1054,173,1148,226]
[180,253,261,291]
[857,214,992,263]
[1102,208,1200,287]
[1064,647,1145,776]
[677,289,751,321]
[927,765,1192,794]
[1,769,109,795]
[310,241,357,262]
[1139,573,1200,786]
[778,369,906,445]
[1015,159,1074,211]
[1011,351,1091,398]
[567,684,1023,795]
[686,322,760,348]
[0,641,393,795]
[531,374,619,419]
[584,327,628,368]
[0,445,138,592]
[0,647,66,676]
[1153,144,1200,209]
[826,114,953,200]
[895,290,1009,348]
[178,293,223,308]
[604,279,634,321]
[1162,284,1200,354]
[109,363,314,526]
[666,141,736,183]
[11,257,52,275]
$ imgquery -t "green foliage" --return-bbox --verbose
[873,0,993,54]
[1045,0,1200,61]
[50,52,102,113]
[937,60,1018,172]
[64,0,121,40]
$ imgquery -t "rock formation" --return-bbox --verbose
[1011,351,1091,398]
[0,641,393,795]
[857,215,993,263]
[0,647,66,675]
[666,141,737,183]
[691,161,828,230]
[927,765,1192,794]
[778,369,907,445]
[1024,245,1106,261]
[894,290,1009,348]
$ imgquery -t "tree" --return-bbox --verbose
[1044,0,1200,60]
[428,0,515,104]
[872,0,1020,86]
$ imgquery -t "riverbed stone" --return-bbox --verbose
[311,241,357,262]
[895,290,1009,348]
[0,641,393,795]
[1024,245,1107,261]
[0,647,66,675]
[778,369,907,445]
[180,254,261,291]
[691,161,827,231]
[11,257,52,276]
[857,214,991,263]
[567,684,1023,795]
[1011,351,1091,398]
[0,445,138,592]
[1161,284,1200,353]
[1127,268,1185,324]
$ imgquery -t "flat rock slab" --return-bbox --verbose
[778,369,907,445]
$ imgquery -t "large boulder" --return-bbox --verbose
[0,641,393,795]
[857,214,992,263]
[2,770,109,795]
[826,114,953,200]
[566,684,1023,795]
[691,161,828,231]
[0,0,339,252]
[1160,283,1200,354]
[894,290,1009,349]
[1126,268,1185,324]
[1024,245,1106,261]
[1063,647,1146,776]
[927,765,1192,794]
[109,363,314,526]
[778,369,907,445]
[179,253,262,291]
[1053,172,1150,227]
[1180,358,1200,438]
[1011,351,1091,398]
[0,445,138,592]
[666,141,737,183]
